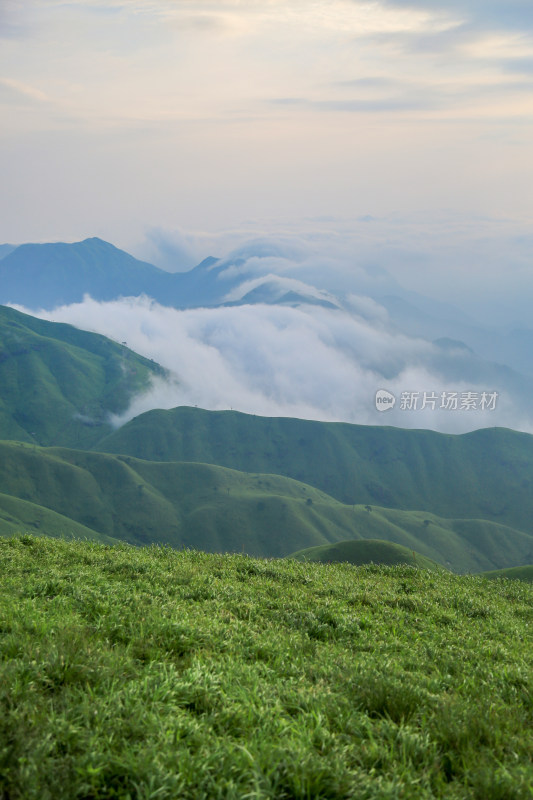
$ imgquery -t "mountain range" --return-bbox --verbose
[1,237,533,574]
[2,440,532,572]
[0,305,532,571]
[3,236,533,392]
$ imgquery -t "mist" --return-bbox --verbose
[18,293,533,436]
[130,216,533,329]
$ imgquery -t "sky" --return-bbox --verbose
[1,0,532,249]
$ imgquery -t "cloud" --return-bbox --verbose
[221,274,341,306]
[376,0,533,29]
[14,293,533,435]
[128,216,533,331]
[0,78,49,104]
[271,96,436,113]
[133,228,200,272]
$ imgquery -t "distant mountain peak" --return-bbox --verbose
[191,256,220,272]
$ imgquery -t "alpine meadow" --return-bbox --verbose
[1,0,533,797]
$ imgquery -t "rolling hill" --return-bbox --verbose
[95,406,533,535]
[0,304,166,448]
[288,539,444,570]
[480,564,533,583]
[1,441,533,571]
[2,303,533,572]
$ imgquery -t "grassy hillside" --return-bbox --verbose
[1,441,533,571]
[0,536,531,799]
[0,304,165,447]
[96,405,533,533]
[480,565,533,583]
[289,539,444,570]
[0,492,120,544]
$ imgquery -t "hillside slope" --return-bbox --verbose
[1,442,533,570]
[288,539,444,570]
[480,564,533,583]
[0,492,120,544]
[95,406,533,534]
[0,305,166,448]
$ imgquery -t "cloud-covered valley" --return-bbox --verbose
[20,291,533,436]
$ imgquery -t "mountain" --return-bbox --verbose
[222,276,342,310]
[0,304,166,448]
[0,238,341,312]
[381,293,533,380]
[3,235,533,387]
[1,441,532,570]
[0,244,16,261]
[95,406,533,535]
[288,539,444,570]
[0,238,177,309]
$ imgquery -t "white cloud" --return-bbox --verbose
[15,293,533,435]
[0,77,49,102]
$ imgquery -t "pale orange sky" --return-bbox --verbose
[1,0,532,246]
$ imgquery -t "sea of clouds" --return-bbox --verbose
[17,293,529,435]
[13,218,533,435]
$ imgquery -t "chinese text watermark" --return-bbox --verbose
[375,390,499,412]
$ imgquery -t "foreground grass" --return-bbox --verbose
[0,536,532,799]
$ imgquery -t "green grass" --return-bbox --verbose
[95,406,533,534]
[0,535,531,799]
[480,565,533,583]
[2,441,533,571]
[0,304,165,448]
[288,539,444,571]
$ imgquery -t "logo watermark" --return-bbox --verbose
[375,390,499,413]
[375,389,396,411]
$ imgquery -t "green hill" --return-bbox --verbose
[480,564,533,583]
[0,492,120,544]
[95,405,533,534]
[1,441,533,571]
[1,536,532,799]
[289,539,444,570]
[0,304,166,448]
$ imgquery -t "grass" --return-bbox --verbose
[2,442,533,571]
[288,539,444,571]
[95,406,533,534]
[0,535,532,799]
